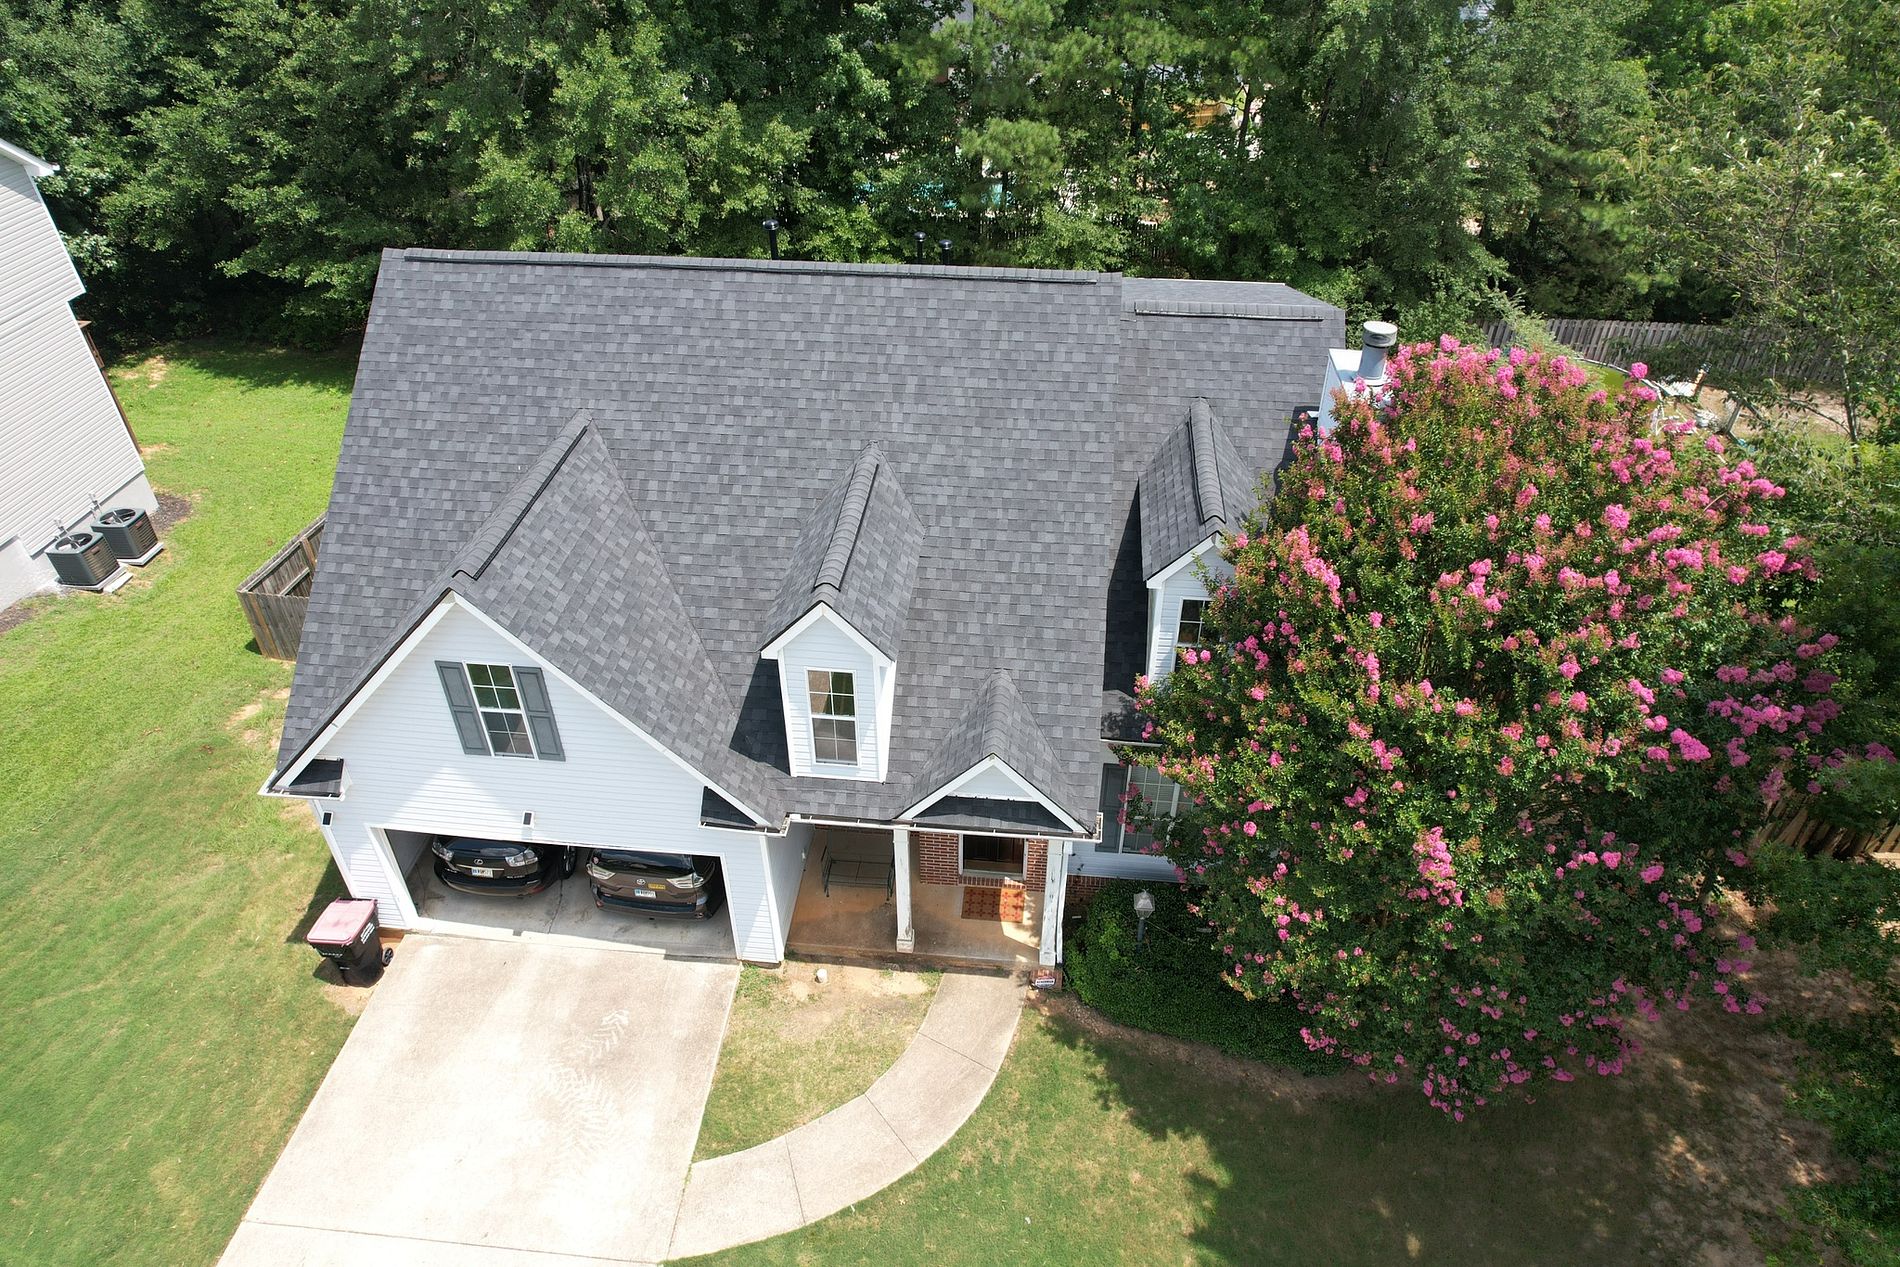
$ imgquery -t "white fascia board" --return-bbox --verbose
[261,597,459,795]
[1146,535,1221,591]
[759,602,894,673]
[900,754,1090,835]
[449,595,774,828]
[0,139,56,180]
[876,660,897,782]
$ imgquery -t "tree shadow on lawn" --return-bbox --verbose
[1036,977,1840,1266]
[114,339,362,395]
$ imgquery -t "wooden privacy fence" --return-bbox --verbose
[238,515,324,660]
[1750,796,1900,864]
[1481,318,1835,384]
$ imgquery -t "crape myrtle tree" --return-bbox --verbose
[1129,339,1879,1117]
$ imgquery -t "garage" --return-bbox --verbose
[386,827,739,959]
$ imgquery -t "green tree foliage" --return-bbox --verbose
[1131,339,1877,1113]
[1644,0,1900,445]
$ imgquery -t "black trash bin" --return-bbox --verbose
[307,898,391,985]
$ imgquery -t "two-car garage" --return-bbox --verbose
[373,826,763,960]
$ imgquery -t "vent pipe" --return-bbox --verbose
[1359,320,1398,381]
[912,231,927,263]
[938,238,952,265]
[762,218,780,260]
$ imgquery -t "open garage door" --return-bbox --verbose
[386,828,738,959]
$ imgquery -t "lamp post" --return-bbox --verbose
[1133,889,1156,946]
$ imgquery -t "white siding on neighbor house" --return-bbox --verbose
[775,616,882,780]
[0,152,82,326]
[0,297,148,560]
[1146,542,1233,683]
[305,601,792,961]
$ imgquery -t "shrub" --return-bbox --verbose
[1066,879,1329,1074]
[1133,338,1887,1116]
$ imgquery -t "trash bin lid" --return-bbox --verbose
[307,898,378,947]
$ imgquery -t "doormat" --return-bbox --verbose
[961,886,1025,921]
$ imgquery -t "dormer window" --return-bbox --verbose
[1176,599,1208,647]
[807,669,859,765]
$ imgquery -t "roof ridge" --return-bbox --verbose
[978,669,1018,757]
[1188,398,1225,526]
[451,412,592,583]
[813,443,882,602]
[396,248,1105,287]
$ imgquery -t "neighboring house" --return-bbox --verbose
[263,248,1348,968]
[0,139,156,610]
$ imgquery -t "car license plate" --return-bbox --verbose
[469,866,497,878]
[633,888,656,898]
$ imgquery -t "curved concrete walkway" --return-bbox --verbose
[667,970,1025,1260]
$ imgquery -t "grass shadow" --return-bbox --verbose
[283,859,353,949]
[1035,999,1693,1265]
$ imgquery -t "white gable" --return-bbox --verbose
[1145,539,1232,683]
[763,604,892,781]
[304,598,794,961]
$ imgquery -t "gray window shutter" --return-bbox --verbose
[435,661,489,755]
[515,667,565,761]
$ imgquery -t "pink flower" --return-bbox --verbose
[1629,361,1648,379]
[1602,504,1631,532]
[1640,863,1665,884]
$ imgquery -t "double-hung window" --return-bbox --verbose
[467,664,535,757]
[807,669,858,765]
[1176,598,1209,648]
[1106,762,1184,853]
[435,660,565,761]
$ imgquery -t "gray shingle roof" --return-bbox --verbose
[1137,398,1262,580]
[275,250,1340,833]
[764,442,921,660]
[905,668,1071,819]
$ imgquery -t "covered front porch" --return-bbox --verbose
[784,825,1053,969]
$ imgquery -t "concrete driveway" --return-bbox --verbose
[221,935,738,1267]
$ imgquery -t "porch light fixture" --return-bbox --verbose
[1133,889,1156,945]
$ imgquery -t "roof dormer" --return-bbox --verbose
[1136,399,1252,683]
[760,443,920,781]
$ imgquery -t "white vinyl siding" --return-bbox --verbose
[307,603,791,962]
[775,616,881,780]
[0,304,149,560]
[763,821,814,954]
[1146,543,1233,683]
[0,153,83,326]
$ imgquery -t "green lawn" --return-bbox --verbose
[0,345,356,1266]
[690,997,1775,1267]
[695,965,939,1160]
[0,342,1853,1267]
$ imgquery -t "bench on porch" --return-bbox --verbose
[820,842,894,898]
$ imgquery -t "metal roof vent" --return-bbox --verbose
[1359,320,1398,381]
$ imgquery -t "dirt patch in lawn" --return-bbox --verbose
[152,489,194,535]
[227,686,290,748]
[127,354,172,388]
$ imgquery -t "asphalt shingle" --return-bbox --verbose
[275,251,1341,834]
